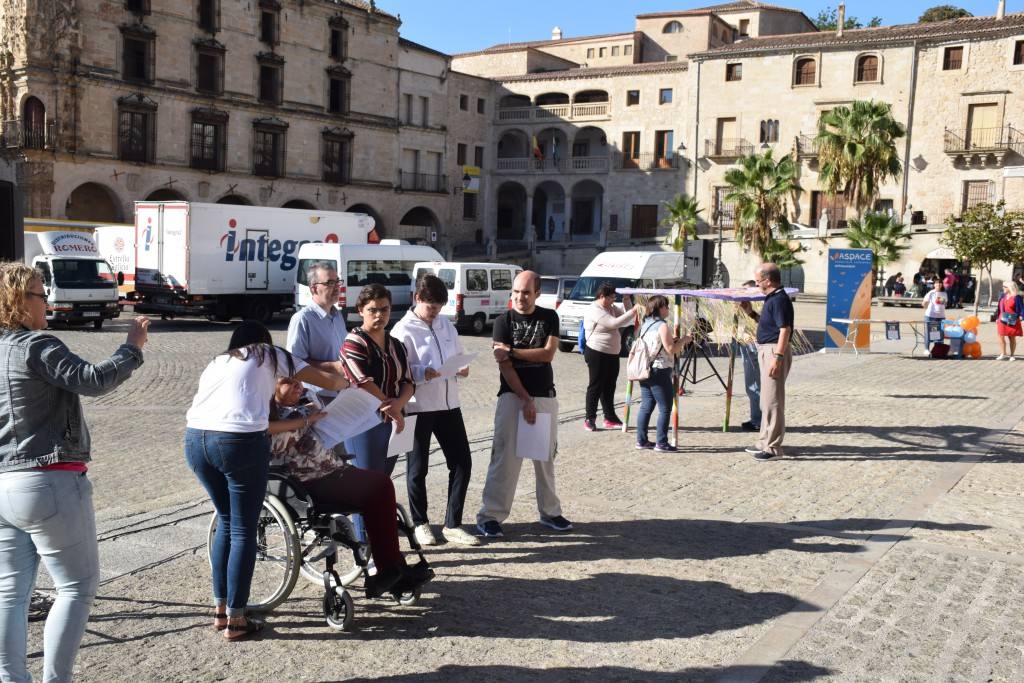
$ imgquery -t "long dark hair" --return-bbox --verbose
[226,320,295,376]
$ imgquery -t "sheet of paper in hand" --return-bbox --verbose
[386,415,418,457]
[437,352,479,379]
[516,412,552,461]
[312,388,383,449]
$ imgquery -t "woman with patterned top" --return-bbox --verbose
[268,378,432,598]
[339,284,414,541]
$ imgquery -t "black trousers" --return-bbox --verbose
[407,407,472,528]
[584,346,621,422]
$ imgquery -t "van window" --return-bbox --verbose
[347,260,415,288]
[297,259,339,286]
[466,269,488,292]
[540,278,559,295]
[562,279,578,297]
[568,276,634,302]
[491,269,512,291]
[436,268,456,289]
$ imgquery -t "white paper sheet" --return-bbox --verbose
[312,388,383,449]
[516,412,552,461]
[436,352,479,379]
[386,415,418,457]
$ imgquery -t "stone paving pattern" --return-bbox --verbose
[22,308,1024,682]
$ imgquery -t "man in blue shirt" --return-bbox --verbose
[744,263,794,461]
[286,262,347,401]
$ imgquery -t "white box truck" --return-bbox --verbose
[94,224,136,300]
[133,202,373,322]
[24,231,122,329]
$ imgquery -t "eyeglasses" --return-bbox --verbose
[312,279,340,289]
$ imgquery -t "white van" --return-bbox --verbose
[556,251,695,352]
[295,240,443,327]
[411,261,523,334]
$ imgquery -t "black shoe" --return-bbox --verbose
[750,450,782,461]
[740,421,760,432]
[391,561,435,596]
[365,565,402,598]
[539,515,573,531]
[476,520,504,537]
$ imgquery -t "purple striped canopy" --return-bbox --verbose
[615,287,799,301]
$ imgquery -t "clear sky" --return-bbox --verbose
[381,1,1015,55]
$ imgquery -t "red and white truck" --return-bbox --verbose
[133,202,373,322]
[94,224,137,300]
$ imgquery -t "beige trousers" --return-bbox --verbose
[477,394,562,525]
[756,344,793,456]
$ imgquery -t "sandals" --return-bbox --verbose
[223,619,263,641]
[213,612,228,631]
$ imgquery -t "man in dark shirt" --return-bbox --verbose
[744,263,794,461]
[476,271,570,537]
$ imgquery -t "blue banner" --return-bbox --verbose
[825,248,874,349]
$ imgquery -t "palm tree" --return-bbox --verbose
[816,100,906,219]
[843,213,910,292]
[761,237,804,271]
[723,149,800,258]
[661,194,703,254]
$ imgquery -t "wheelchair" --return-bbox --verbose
[206,467,430,631]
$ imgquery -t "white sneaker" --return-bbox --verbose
[414,523,437,546]
[996,354,1007,360]
[1010,356,1017,362]
[442,526,482,546]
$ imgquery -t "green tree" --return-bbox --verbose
[812,8,882,30]
[661,194,703,256]
[816,100,906,220]
[842,213,911,293]
[919,5,972,22]
[723,149,800,258]
[761,237,804,270]
[941,201,1024,313]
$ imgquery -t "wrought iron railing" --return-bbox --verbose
[796,134,819,157]
[2,119,59,150]
[615,152,681,171]
[944,126,1024,154]
[704,138,753,159]
[399,172,448,193]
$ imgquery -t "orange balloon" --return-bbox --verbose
[962,342,982,359]
[961,316,980,333]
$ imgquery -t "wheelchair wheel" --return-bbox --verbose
[206,496,301,613]
[323,586,354,631]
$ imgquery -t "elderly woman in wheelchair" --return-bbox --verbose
[208,377,432,630]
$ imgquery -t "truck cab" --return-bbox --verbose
[26,231,121,329]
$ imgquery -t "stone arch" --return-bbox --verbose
[572,125,608,158]
[573,90,609,104]
[499,94,531,109]
[281,199,317,210]
[65,182,124,222]
[145,188,187,201]
[399,206,439,243]
[570,179,604,236]
[532,180,566,242]
[497,129,530,158]
[22,96,46,149]
[535,92,569,106]
[496,181,528,240]
[347,203,383,243]
[663,20,683,33]
[536,126,569,165]
[216,194,253,205]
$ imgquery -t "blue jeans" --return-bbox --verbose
[739,343,762,427]
[637,367,673,446]
[0,470,98,683]
[185,428,270,617]
[344,420,395,542]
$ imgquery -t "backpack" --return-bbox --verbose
[626,320,663,382]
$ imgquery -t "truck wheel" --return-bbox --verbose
[559,341,575,353]
[246,301,274,324]
[93,319,103,330]
[471,314,486,335]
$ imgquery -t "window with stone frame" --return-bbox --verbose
[624,44,633,56]
[124,0,150,16]
[626,90,640,106]
[659,88,673,104]
[459,94,468,110]
[197,0,219,33]
[474,145,484,168]
[794,57,816,86]
[190,108,227,172]
[943,46,963,70]
[117,95,157,163]
[195,40,225,95]
[328,14,348,61]
[855,54,879,82]
[1014,40,1024,66]
[463,192,478,220]
[961,180,990,213]
[327,66,350,114]
[257,53,284,105]
[121,25,155,84]
[322,128,352,184]
[457,143,466,165]
[477,98,486,114]
[259,0,281,46]
[759,119,779,144]
[253,118,287,177]
[726,63,742,81]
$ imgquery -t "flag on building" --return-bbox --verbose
[532,135,543,160]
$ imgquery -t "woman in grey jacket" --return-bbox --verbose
[0,262,149,683]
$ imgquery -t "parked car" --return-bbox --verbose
[411,261,523,334]
[537,275,578,311]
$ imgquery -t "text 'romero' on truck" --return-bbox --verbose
[132,201,374,322]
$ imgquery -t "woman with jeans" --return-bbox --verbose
[0,262,149,682]
[340,284,414,543]
[581,283,642,432]
[185,321,346,640]
[634,295,688,453]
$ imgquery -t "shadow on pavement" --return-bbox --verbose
[344,660,832,682]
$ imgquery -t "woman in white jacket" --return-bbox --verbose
[582,283,643,431]
[391,274,480,547]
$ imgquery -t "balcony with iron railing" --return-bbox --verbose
[496,101,611,124]
[704,138,753,160]
[943,126,1024,164]
[796,134,819,158]
[399,171,448,193]
[494,155,610,174]
[615,152,682,171]
[2,119,59,150]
